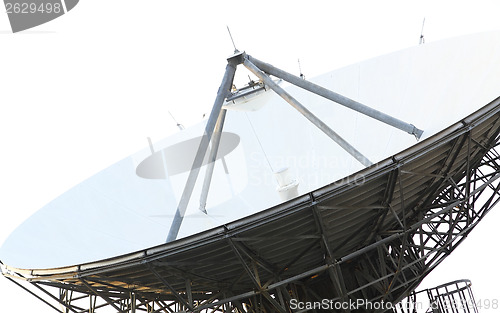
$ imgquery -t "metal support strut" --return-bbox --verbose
[199,109,227,213]
[244,56,373,167]
[247,55,424,139]
[166,53,239,242]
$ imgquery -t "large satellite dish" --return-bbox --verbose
[1,32,500,312]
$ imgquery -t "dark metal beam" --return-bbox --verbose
[146,264,194,311]
[80,279,127,313]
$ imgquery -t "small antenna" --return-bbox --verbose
[419,18,426,45]
[298,59,305,79]
[248,75,255,86]
[168,111,185,130]
[227,26,239,53]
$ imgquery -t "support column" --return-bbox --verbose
[199,109,227,213]
[166,53,239,242]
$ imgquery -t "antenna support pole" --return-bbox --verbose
[247,55,424,139]
[166,52,241,242]
[244,56,373,167]
[199,109,227,213]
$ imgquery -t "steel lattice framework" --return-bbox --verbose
[394,279,481,313]
[2,55,500,313]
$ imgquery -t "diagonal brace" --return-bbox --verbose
[166,55,239,242]
[247,55,424,139]
[244,56,373,167]
[199,109,227,213]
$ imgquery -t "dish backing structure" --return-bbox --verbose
[2,32,500,313]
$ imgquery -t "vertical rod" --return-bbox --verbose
[466,131,472,226]
[457,284,469,313]
[247,55,423,139]
[199,109,227,213]
[186,278,193,309]
[166,61,237,242]
[131,292,136,313]
[243,57,373,167]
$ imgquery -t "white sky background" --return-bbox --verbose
[1,0,500,311]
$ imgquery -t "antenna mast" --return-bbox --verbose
[419,18,426,45]
[168,111,185,130]
[298,59,305,79]
[227,26,239,53]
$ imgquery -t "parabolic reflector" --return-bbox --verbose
[2,32,500,272]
